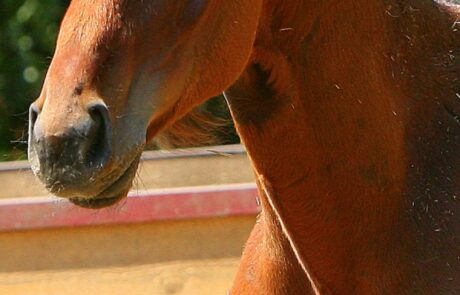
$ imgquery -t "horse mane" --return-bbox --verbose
[152,98,234,149]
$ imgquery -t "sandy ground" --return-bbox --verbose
[0,258,239,295]
[0,217,255,295]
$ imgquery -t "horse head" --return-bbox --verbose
[28,0,262,208]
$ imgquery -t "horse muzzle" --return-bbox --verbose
[28,101,114,200]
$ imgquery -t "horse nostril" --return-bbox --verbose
[28,104,40,140]
[28,103,42,174]
[85,102,112,168]
[27,101,112,196]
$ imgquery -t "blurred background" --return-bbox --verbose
[0,0,70,160]
[0,0,238,162]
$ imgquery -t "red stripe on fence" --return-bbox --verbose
[0,183,260,232]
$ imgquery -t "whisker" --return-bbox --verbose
[115,110,153,119]
[10,140,28,144]
[136,168,148,191]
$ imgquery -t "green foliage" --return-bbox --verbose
[0,0,69,160]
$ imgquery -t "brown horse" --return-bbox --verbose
[28,1,459,294]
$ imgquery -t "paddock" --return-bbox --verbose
[0,145,257,295]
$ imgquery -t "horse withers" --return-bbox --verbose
[28,1,459,294]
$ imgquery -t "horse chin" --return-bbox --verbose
[69,156,140,209]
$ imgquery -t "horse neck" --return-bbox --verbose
[226,1,460,294]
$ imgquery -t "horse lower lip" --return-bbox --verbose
[69,194,124,209]
[69,156,139,209]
